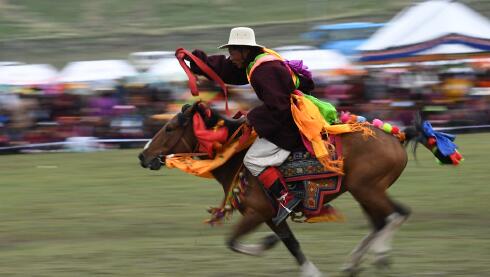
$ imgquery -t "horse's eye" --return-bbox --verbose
[165,125,173,132]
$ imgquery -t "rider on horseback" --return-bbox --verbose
[188,27,315,225]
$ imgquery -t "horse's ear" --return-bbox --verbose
[181,104,192,113]
[181,102,200,117]
[176,103,197,127]
[197,102,212,119]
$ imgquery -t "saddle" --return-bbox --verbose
[277,135,344,222]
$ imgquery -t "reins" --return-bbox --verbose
[175,48,230,116]
[166,48,249,161]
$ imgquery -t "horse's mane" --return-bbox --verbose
[183,101,246,139]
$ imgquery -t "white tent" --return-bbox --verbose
[58,60,137,83]
[147,58,188,82]
[0,64,58,85]
[147,50,350,83]
[359,0,490,62]
[416,44,484,55]
[277,49,352,71]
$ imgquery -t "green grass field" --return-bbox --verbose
[1,133,489,276]
[2,0,490,66]
[0,1,430,39]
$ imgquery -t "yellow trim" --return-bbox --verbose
[246,48,299,88]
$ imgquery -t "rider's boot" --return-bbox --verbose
[258,167,301,225]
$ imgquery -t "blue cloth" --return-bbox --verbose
[422,121,457,157]
[0,115,9,123]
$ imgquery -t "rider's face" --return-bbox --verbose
[228,47,249,68]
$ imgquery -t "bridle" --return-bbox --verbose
[154,111,207,166]
[148,48,238,166]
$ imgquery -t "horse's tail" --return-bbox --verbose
[402,113,424,162]
[402,112,463,165]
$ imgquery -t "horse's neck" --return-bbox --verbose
[222,117,246,137]
[198,111,247,193]
[211,150,247,194]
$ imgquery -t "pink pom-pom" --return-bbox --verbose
[340,112,350,123]
[372,119,383,128]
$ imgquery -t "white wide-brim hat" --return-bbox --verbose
[218,27,264,49]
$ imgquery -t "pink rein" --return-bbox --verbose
[175,48,230,115]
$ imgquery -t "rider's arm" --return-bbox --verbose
[189,49,248,85]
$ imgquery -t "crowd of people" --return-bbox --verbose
[0,83,175,151]
[314,64,490,129]
[1,59,489,153]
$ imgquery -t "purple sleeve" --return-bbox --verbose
[190,49,248,85]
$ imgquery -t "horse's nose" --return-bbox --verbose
[138,153,148,168]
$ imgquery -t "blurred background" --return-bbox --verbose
[1,1,490,276]
[1,0,490,152]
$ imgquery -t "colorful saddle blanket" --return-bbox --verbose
[279,151,339,182]
[278,136,343,216]
[206,135,344,225]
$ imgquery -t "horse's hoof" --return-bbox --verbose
[301,261,324,277]
[373,254,392,270]
[340,264,361,277]
[262,234,280,250]
[340,264,363,277]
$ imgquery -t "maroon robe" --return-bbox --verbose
[190,50,314,151]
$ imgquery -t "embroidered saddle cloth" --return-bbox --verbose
[278,136,344,219]
[278,151,339,182]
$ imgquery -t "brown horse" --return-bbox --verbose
[138,101,442,277]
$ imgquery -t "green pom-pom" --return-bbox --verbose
[383,123,392,133]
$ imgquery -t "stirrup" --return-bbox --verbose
[272,197,301,226]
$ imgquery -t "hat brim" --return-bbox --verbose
[218,43,264,49]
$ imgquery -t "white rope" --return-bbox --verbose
[1,124,489,152]
[0,138,149,151]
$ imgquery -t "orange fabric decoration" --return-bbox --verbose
[290,94,373,175]
[165,127,257,178]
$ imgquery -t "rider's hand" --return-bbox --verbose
[239,117,253,145]
[244,116,251,126]
[187,49,207,75]
[191,50,207,61]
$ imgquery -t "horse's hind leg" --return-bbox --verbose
[341,204,380,273]
[344,181,409,273]
[370,199,410,268]
[268,221,323,277]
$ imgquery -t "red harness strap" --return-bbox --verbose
[192,113,229,158]
[175,48,230,115]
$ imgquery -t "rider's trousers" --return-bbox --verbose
[243,137,290,176]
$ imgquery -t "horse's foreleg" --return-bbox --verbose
[268,221,307,265]
[268,221,324,277]
[226,209,269,256]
